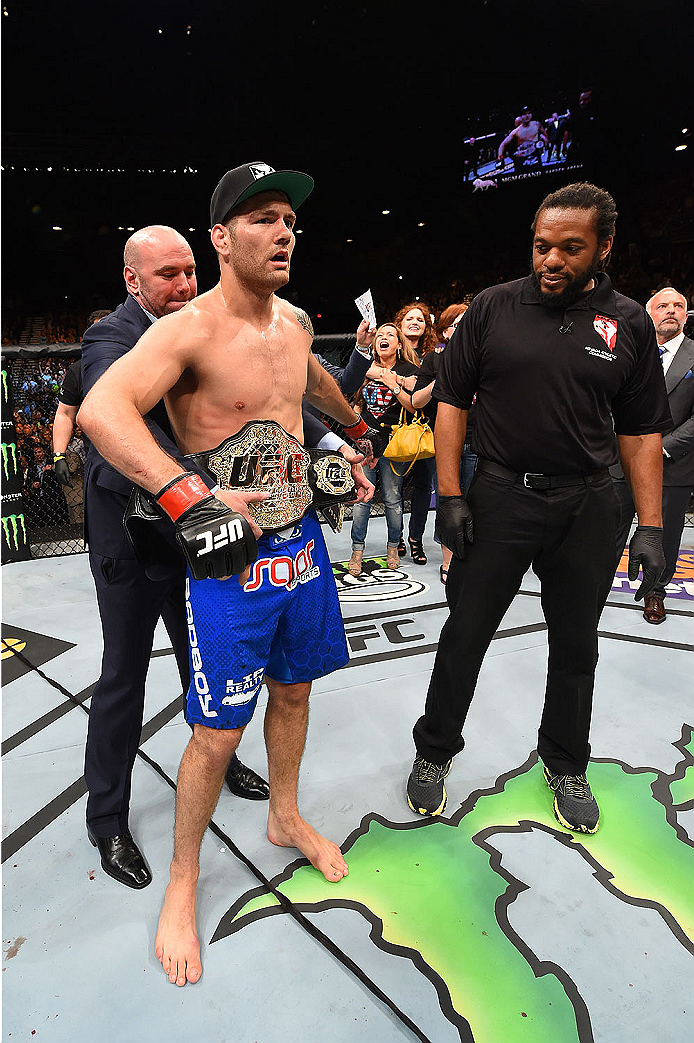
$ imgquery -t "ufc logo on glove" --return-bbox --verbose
[196,517,246,557]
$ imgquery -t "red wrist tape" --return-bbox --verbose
[156,472,211,522]
[343,417,368,439]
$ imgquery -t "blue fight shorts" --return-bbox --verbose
[184,513,348,729]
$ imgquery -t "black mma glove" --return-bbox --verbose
[627,525,667,602]
[354,437,374,462]
[363,424,387,458]
[437,494,474,561]
[156,472,257,581]
[343,417,387,459]
[53,453,71,486]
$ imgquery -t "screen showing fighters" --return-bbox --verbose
[464,87,597,192]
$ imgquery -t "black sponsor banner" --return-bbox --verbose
[1,362,31,562]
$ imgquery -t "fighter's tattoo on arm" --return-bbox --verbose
[289,302,314,339]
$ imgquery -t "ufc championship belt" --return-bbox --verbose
[186,420,356,533]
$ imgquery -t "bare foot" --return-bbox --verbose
[154,879,202,986]
[267,810,348,881]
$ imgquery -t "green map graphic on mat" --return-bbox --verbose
[212,729,694,1043]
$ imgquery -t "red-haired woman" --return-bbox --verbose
[393,301,438,565]
[409,303,473,582]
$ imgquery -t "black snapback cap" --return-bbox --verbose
[209,161,314,226]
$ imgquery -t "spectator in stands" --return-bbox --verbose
[393,301,439,565]
[433,305,468,348]
[348,323,419,574]
[87,309,112,325]
[410,304,471,582]
[22,442,68,530]
[51,309,110,488]
[394,302,438,360]
[52,359,87,525]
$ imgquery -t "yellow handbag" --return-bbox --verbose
[383,408,435,474]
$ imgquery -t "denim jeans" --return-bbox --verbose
[351,456,408,547]
[460,444,478,497]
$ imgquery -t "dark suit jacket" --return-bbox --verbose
[610,334,694,487]
[303,346,371,426]
[661,334,694,486]
[81,295,195,559]
[302,404,333,447]
[314,347,372,396]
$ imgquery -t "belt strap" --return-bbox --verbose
[477,459,608,490]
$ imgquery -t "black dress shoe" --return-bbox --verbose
[87,826,152,889]
[225,754,270,800]
[643,594,666,624]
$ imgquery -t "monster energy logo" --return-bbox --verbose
[1,442,18,479]
[2,513,27,551]
[1,370,8,403]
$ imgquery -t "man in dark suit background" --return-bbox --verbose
[612,286,694,623]
[305,319,376,421]
[82,225,268,889]
[545,111,567,163]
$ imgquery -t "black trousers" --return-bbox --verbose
[413,470,619,776]
[85,552,189,836]
[612,477,691,599]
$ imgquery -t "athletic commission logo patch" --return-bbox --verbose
[593,314,618,351]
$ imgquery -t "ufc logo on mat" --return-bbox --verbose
[196,518,245,557]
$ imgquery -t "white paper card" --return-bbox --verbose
[355,289,377,328]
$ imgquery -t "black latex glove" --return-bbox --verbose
[628,525,666,601]
[437,494,474,560]
[53,454,71,486]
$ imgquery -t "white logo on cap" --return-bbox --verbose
[249,163,275,180]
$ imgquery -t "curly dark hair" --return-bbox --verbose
[531,182,618,246]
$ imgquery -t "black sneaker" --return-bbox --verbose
[543,766,599,834]
[407,756,452,816]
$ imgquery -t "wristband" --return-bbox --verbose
[343,417,369,440]
[53,453,66,463]
[155,471,212,522]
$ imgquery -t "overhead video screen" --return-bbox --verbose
[463,88,597,191]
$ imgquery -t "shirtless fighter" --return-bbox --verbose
[498,107,548,172]
[78,161,380,986]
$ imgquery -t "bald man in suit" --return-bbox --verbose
[82,226,269,890]
[611,286,694,623]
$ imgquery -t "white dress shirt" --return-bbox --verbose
[659,331,685,376]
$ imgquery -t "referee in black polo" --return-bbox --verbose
[407,182,671,833]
